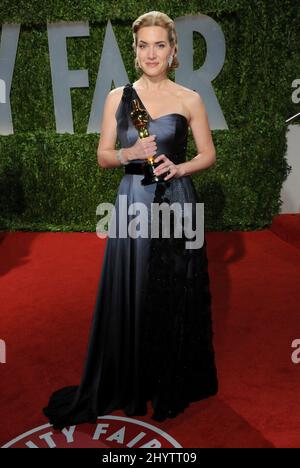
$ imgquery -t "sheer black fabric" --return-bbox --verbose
[43,83,218,429]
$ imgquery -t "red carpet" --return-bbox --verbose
[0,217,300,448]
[269,214,300,250]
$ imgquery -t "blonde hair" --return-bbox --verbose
[132,11,179,73]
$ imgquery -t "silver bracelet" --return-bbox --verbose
[116,148,130,165]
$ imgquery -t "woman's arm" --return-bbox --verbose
[97,88,134,168]
[177,91,216,177]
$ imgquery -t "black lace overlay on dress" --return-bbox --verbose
[141,179,218,422]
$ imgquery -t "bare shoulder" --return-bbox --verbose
[104,86,126,119]
[174,83,203,105]
[109,86,124,97]
[107,86,124,105]
[171,83,204,122]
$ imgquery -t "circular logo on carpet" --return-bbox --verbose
[2,416,182,448]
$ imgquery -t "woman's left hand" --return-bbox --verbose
[153,154,182,181]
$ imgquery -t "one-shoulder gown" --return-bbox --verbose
[43,83,218,428]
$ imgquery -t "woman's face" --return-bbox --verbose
[136,26,174,75]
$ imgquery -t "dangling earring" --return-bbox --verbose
[168,55,173,67]
[136,57,141,69]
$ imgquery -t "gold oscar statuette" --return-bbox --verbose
[130,99,164,185]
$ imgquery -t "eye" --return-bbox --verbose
[138,44,145,48]
[158,44,165,48]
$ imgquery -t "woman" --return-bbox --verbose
[43,10,218,429]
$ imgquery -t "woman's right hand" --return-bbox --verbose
[129,135,157,160]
